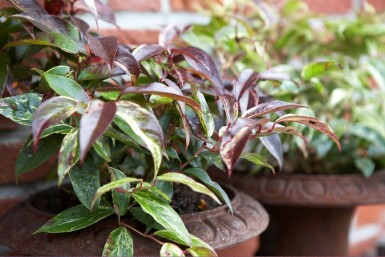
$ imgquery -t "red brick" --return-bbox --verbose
[170,0,219,11]
[108,0,160,11]
[303,0,352,14]
[367,0,385,10]
[0,198,21,219]
[355,205,385,226]
[99,29,159,45]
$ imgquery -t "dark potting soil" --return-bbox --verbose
[30,184,226,215]
[171,184,221,215]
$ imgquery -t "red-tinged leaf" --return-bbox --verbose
[44,0,66,15]
[78,64,124,81]
[271,125,308,143]
[234,69,259,114]
[243,100,307,118]
[79,100,117,163]
[219,94,238,123]
[114,45,140,81]
[171,47,223,92]
[275,114,342,151]
[115,101,165,178]
[163,78,190,149]
[32,96,78,150]
[259,134,283,172]
[12,13,80,41]
[84,0,98,27]
[220,118,255,175]
[88,35,118,70]
[8,0,46,13]
[74,0,117,25]
[133,44,165,62]
[70,17,90,35]
[120,82,201,112]
[159,23,191,47]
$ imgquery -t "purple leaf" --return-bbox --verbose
[71,17,90,35]
[163,78,190,149]
[158,23,191,47]
[171,47,223,92]
[133,44,165,62]
[88,35,118,70]
[78,64,125,81]
[234,69,259,114]
[114,45,140,81]
[8,0,46,13]
[79,100,117,163]
[220,118,256,175]
[120,82,201,112]
[32,96,78,150]
[84,0,99,27]
[74,0,117,25]
[12,13,80,40]
[243,100,307,118]
[275,114,342,151]
[259,134,283,172]
[219,94,238,123]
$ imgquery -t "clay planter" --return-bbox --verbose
[212,171,385,255]
[0,184,269,256]
[0,116,18,130]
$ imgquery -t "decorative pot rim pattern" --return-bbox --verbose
[214,170,385,207]
[0,184,269,255]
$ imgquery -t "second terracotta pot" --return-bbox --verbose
[212,170,385,255]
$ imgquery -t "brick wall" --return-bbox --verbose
[1,0,385,255]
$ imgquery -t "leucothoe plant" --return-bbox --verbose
[0,0,339,256]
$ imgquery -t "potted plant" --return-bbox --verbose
[0,0,339,256]
[182,0,385,255]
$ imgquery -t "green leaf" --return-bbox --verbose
[354,157,375,178]
[0,93,42,125]
[240,152,275,174]
[110,168,131,216]
[58,129,79,185]
[154,230,189,246]
[194,91,214,137]
[92,177,142,208]
[103,227,134,257]
[47,65,72,76]
[155,181,173,200]
[130,207,164,232]
[132,190,191,246]
[301,61,340,81]
[16,135,62,179]
[35,205,114,233]
[43,73,90,103]
[5,32,79,54]
[40,124,73,139]
[93,137,111,162]
[157,172,221,204]
[186,235,217,257]
[115,101,164,179]
[69,159,100,210]
[160,243,185,257]
[183,168,232,213]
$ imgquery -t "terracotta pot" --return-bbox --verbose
[0,116,18,130]
[0,184,269,256]
[211,170,385,255]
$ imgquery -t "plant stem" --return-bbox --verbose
[120,221,165,246]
